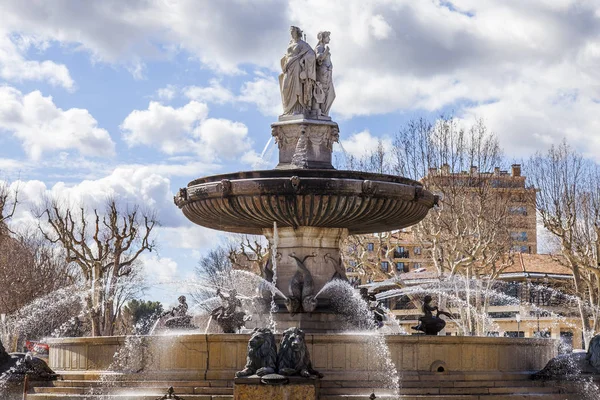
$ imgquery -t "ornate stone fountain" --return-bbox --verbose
[40,27,562,399]
[174,26,437,331]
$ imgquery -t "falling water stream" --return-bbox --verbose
[269,221,279,332]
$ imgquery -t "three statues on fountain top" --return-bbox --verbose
[279,26,335,120]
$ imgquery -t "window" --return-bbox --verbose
[511,245,530,253]
[381,261,389,272]
[367,243,375,251]
[349,260,357,267]
[414,247,421,255]
[504,331,524,338]
[510,232,528,242]
[393,295,411,310]
[413,263,422,269]
[508,206,527,215]
[394,246,409,258]
[396,262,405,272]
[505,282,519,299]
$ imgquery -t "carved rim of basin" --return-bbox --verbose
[175,169,436,235]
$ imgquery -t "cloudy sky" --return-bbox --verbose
[1,0,600,304]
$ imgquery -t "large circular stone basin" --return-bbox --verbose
[175,169,436,235]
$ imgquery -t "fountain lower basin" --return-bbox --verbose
[47,334,556,379]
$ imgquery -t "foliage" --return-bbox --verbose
[118,299,163,335]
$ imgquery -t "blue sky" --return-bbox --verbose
[2,0,600,305]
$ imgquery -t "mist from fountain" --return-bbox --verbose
[315,279,400,394]
[373,275,588,339]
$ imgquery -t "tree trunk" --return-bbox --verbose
[572,265,591,348]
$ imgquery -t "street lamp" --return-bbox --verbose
[515,312,521,337]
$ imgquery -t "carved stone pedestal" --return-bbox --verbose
[234,376,319,400]
[271,119,339,169]
[263,226,348,304]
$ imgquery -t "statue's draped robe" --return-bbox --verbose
[315,44,335,116]
[279,39,316,115]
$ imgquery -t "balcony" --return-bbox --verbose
[394,250,410,259]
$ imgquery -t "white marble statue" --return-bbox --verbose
[314,31,335,116]
[279,26,317,116]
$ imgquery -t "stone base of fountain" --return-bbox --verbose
[45,334,556,378]
[25,334,583,399]
[235,375,318,400]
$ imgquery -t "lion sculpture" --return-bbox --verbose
[277,327,323,378]
[586,334,600,371]
[235,328,277,378]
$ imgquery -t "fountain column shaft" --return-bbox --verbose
[263,227,348,303]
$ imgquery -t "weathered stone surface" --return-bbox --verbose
[47,334,557,378]
[234,376,318,400]
[263,227,346,304]
[176,169,435,235]
[271,120,339,169]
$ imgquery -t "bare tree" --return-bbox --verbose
[225,234,271,278]
[37,198,156,337]
[342,232,404,282]
[0,231,77,315]
[192,246,233,307]
[526,142,600,343]
[0,180,18,233]
[343,117,520,335]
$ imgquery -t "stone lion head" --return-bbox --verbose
[277,327,310,373]
[235,328,277,378]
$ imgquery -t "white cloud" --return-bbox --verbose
[195,118,251,160]
[7,165,184,230]
[121,101,257,163]
[0,86,115,160]
[238,76,282,117]
[240,150,271,170]
[184,80,235,105]
[3,0,600,158]
[1,0,288,74]
[158,225,219,251]
[140,254,178,284]
[155,84,178,102]
[183,76,281,117]
[0,158,24,173]
[341,130,393,159]
[0,33,74,89]
[121,101,208,154]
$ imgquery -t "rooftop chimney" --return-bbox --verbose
[470,165,478,175]
[441,163,450,175]
[494,167,500,176]
[511,164,521,177]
